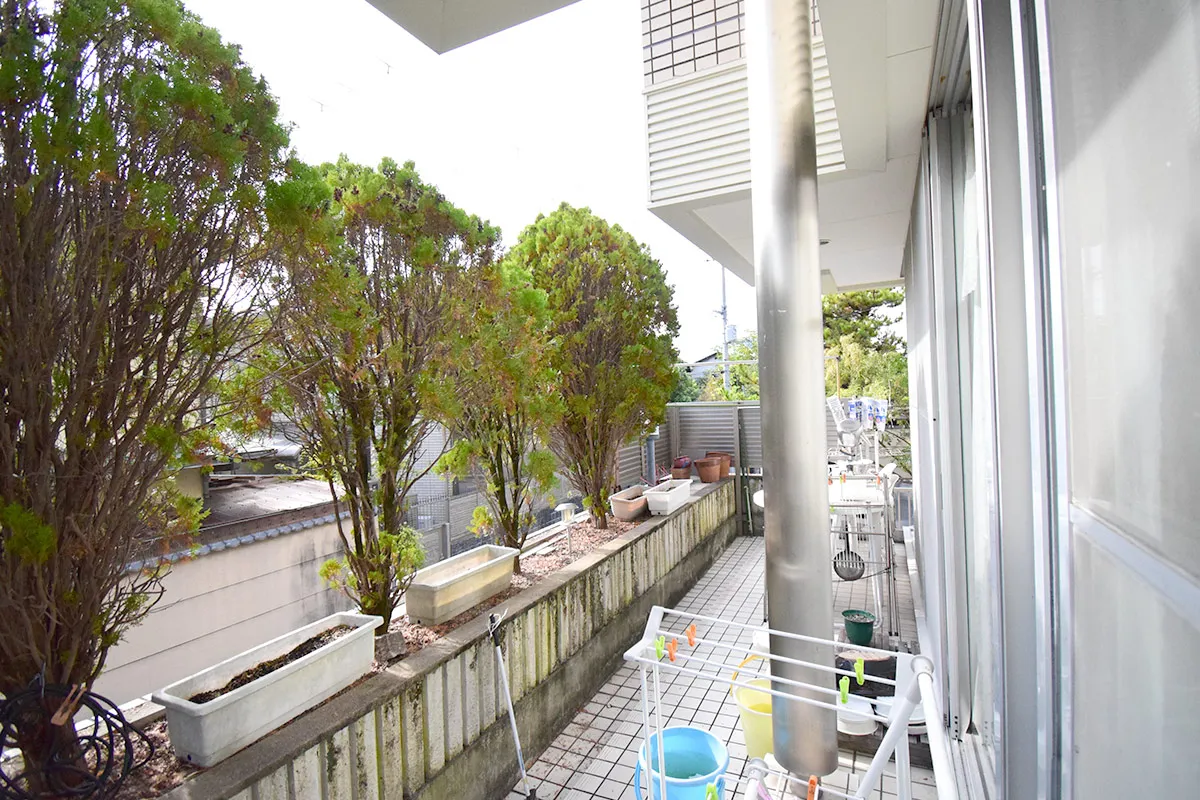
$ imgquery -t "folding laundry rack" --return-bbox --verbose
[623,605,955,800]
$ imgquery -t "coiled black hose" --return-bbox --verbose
[0,681,153,800]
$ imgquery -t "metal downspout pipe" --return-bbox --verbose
[747,0,838,778]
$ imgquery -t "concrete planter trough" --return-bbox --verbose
[609,484,649,521]
[645,479,692,516]
[406,544,518,625]
[151,612,382,767]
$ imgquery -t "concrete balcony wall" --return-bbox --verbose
[160,481,738,800]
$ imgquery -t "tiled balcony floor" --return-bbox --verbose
[508,537,936,800]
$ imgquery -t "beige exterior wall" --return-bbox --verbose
[95,520,351,706]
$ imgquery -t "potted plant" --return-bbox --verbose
[671,455,693,480]
[153,612,383,766]
[842,609,877,646]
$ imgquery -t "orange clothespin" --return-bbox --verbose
[51,684,85,726]
[667,638,679,662]
[685,624,697,647]
[807,775,820,800]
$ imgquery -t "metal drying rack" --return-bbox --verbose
[623,605,955,800]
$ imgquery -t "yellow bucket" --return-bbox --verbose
[731,656,774,760]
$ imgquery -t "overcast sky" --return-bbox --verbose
[182,0,760,362]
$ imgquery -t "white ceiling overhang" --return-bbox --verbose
[813,0,940,290]
[364,0,582,54]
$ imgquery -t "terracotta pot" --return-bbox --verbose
[695,457,722,483]
[706,451,733,476]
[670,466,692,480]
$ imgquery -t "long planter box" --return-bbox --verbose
[610,484,649,521]
[407,544,518,625]
[645,479,692,515]
[151,612,382,767]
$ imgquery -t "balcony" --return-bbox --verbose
[504,538,941,800]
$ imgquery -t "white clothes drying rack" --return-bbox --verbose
[623,605,956,800]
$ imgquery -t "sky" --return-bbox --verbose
[182,0,760,362]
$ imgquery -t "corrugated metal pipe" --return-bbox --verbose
[746,0,838,778]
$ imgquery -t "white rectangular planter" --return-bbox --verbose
[610,484,649,521]
[151,612,382,767]
[645,479,692,516]
[406,544,518,626]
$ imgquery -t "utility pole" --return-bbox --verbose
[710,257,729,393]
[720,263,729,393]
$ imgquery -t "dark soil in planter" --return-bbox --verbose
[188,624,354,704]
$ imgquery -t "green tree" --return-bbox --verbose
[822,289,905,351]
[435,261,560,572]
[0,0,290,779]
[262,156,499,631]
[700,336,760,401]
[513,204,679,529]
[669,368,702,403]
[824,336,909,407]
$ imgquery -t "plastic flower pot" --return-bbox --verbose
[695,457,722,483]
[705,451,733,476]
[842,609,876,646]
[610,485,650,521]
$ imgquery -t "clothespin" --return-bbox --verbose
[667,639,679,662]
[51,684,85,726]
[654,635,666,660]
[839,676,850,704]
[686,624,697,647]
[705,783,719,800]
[807,775,820,800]
[855,658,865,686]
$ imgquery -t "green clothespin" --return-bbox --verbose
[705,784,719,800]
[654,635,666,660]
[839,676,850,704]
[855,658,865,686]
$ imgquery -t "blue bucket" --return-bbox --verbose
[634,726,729,800]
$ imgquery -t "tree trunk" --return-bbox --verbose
[591,494,608,529]
[360,593,395,637]
[15,705,87,798]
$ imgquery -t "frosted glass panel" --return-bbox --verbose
[1047,1,1200,578]
[1072,532,1200,797]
